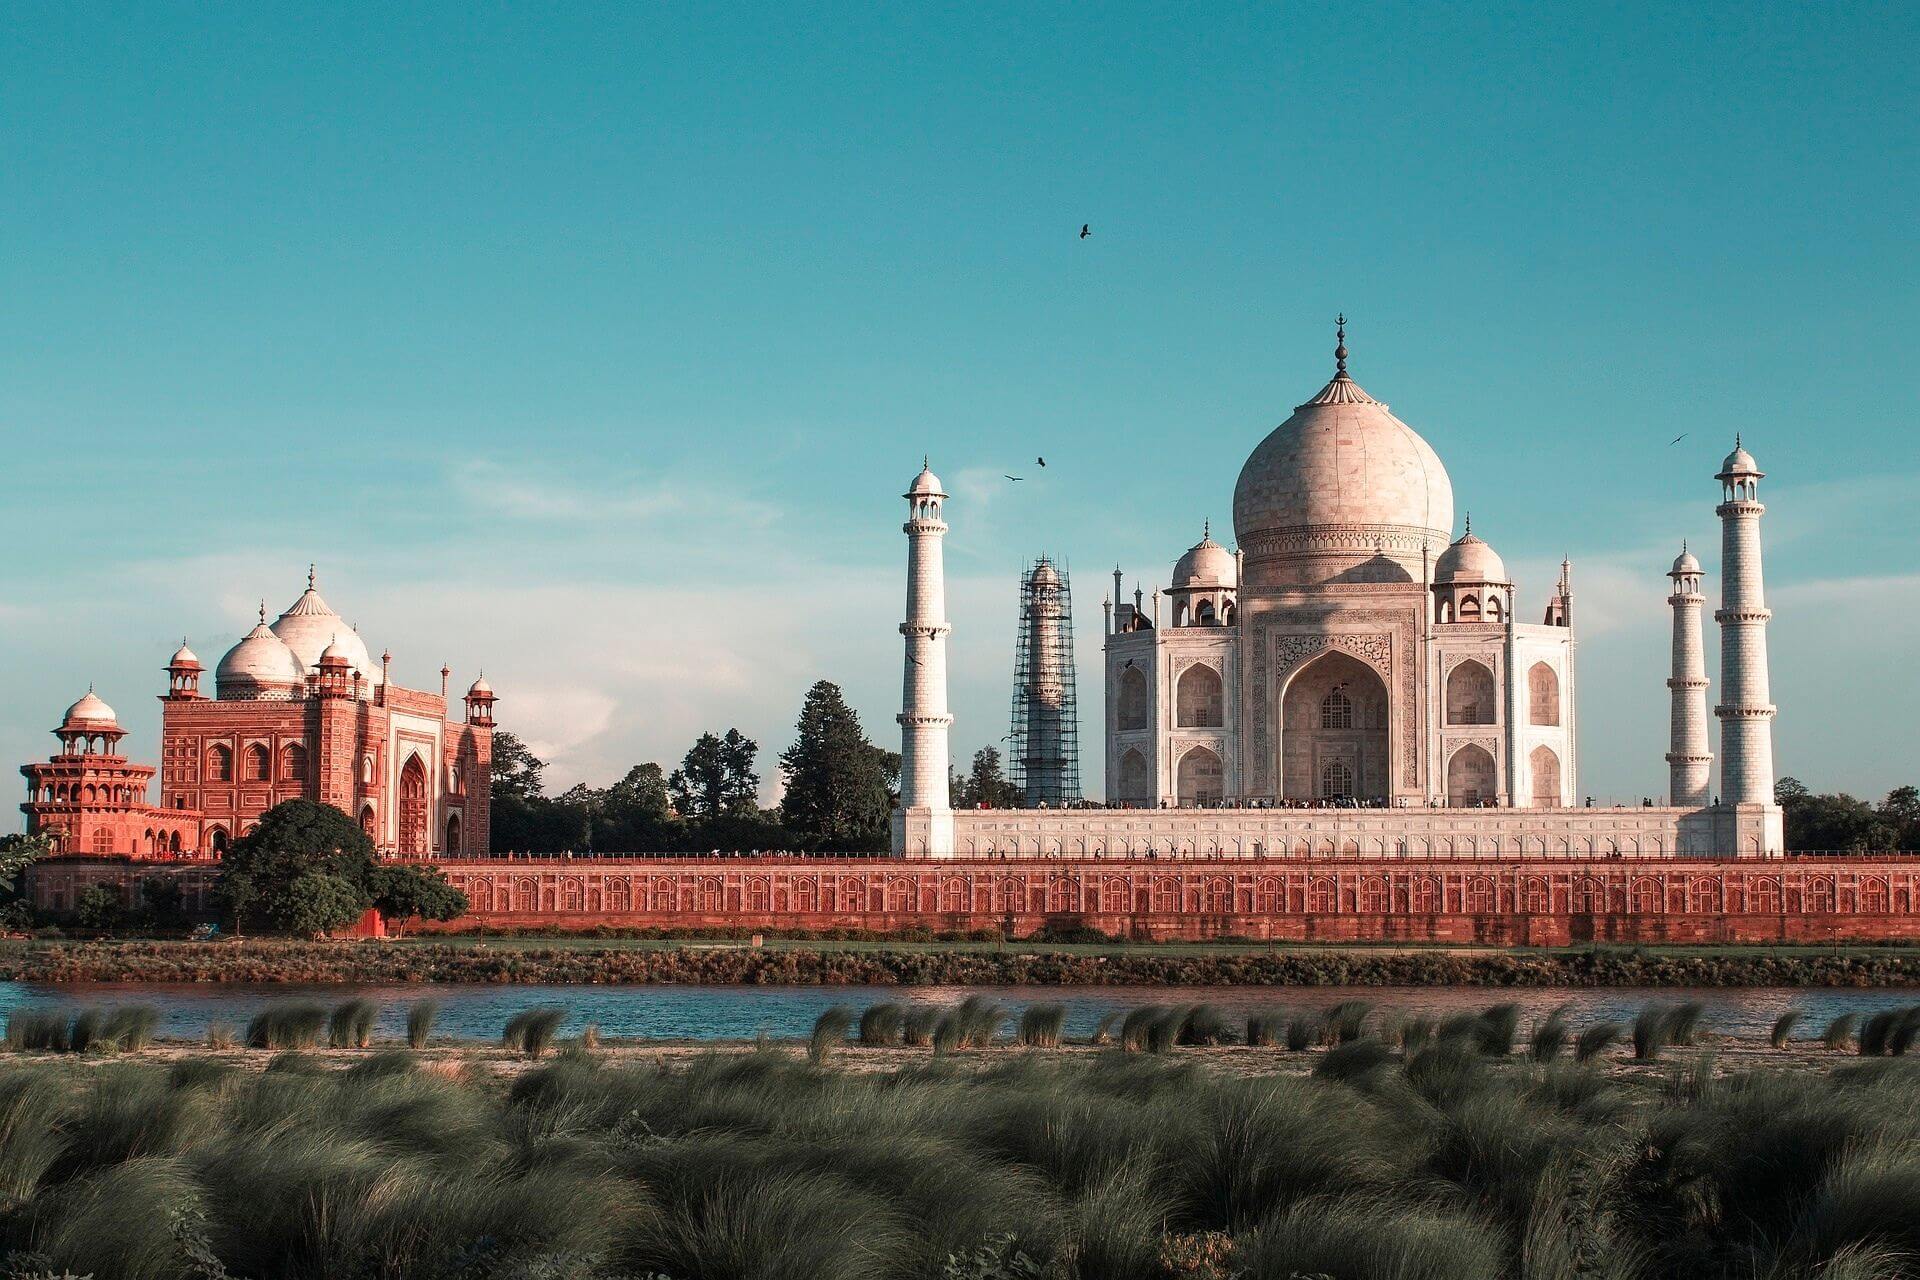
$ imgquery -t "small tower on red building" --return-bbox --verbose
[313,637,357,699]
[164,641,205,700]
[20,692,194,857]
[464,674,496,726]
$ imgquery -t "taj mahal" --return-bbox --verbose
[892,321,1785,860]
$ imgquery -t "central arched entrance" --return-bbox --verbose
[398,755,429,855]
[1280,650,1389,802]
[1176,745,1223,804]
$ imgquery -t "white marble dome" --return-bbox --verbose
[270,578,380,691]
[1719,439,1760,477]
[1172,529,1237,588]
[1672,546,1702,576]
[217,620,304,697]
[62,690,118,728]
[1233,334,1454,559]
[907,463,945,497]
[168,642,201,669]
[1434,530,1508,584]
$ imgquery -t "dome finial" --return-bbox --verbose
[1334,313,1348,377]
[1464,511,1471,536]
[307,563,316,590]
[1203,518,1210,539]
[258,600,266,625]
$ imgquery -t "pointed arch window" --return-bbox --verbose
[1320,688,1353,729]
[207,745,233,782]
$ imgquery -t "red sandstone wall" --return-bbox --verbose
[30,854,1920,945]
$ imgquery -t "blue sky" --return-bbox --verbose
[3,2,1915,823]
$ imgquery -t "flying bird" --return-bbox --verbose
[1004,474,1024,482]
[1079,224,1090,239]
[1037,456,1047,467]
[1670,433,1688,446]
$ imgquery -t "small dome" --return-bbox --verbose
[1434,530,1509,584]
[1671,546,1702,576]
[62,690,118,728]
[318,636,354,667]
[1172,529,1237,589]
[906,462,945,498]
[217,620,304,697]
[1718,438,1761,478]
[1028,557,1061,587]
[168,641,201,669]
[467,674,494,697]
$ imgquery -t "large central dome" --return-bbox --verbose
[1232,325,1454,580]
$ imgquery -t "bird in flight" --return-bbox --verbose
[1670,433,1688,446]
[1004,474,1024,482]
[1079,224,1090,239]
[1037,456,1047,467]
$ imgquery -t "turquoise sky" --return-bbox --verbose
[3,2,1915,820]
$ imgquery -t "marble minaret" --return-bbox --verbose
[1665,544,1713,807]
[894,461,954,856]
[1714,438,1776,809]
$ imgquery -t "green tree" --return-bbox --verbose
[606,763,672,821]
[956,747,1021,809]
[491,730,547,799]
[214,800,375,937]
[138,875,188,932]
[669,729,760,820]
[0,833,54,901]
[73,883,127,933]
[778,681,891,846]
[367,862,469,935]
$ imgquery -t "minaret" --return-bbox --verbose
[895,461,954,856]
[1665,543,1712,806]
[1714,437,1776,807]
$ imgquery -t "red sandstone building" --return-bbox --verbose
[19,571,494,859]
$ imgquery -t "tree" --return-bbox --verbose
[606,763,672,821]
[214,800,376,937]
[956,747,1021,809]
[73,884,127,933]
[491,730,547,800]
[368,863,469,935]
[778,681,891,847]
[138,875,188,932]
[1775,777,1811,807]
[669,729,760,820]
[0,833,54,901]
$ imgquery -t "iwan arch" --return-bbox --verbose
[893,321,1784,860]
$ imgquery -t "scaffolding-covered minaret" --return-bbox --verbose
[1009,556,1081,806]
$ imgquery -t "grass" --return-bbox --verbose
[1017,1003,1067,1049]
[245,1001,327,1051]
[0,1013,1913,1278]
[7,1006,160,1055]
[808,1005,855,1065]
[1772,1009,1803,1049]
[405,998,438,1049]
[328,998,377,1049]
[501,1006,568,1059]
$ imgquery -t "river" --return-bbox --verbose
[3,982,1916,1043]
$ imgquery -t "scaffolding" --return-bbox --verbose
[1009,556,1081,806]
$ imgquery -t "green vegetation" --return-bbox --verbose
[2,1025,1920,1278]
[213,800,467,936]
[406,998,438,1049]
[8,936,1920,987]
[501,1006,568,1059]
[1777,777,1920,852]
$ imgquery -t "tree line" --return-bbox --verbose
[1776,778,1920,853]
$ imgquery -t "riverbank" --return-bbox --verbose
[7,936,1920,986]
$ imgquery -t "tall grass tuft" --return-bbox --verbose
[1633,1005,1674,1060]
[245,1001,327,1051]
[1398,1016,1436,1056]
[70,1008,107,1054]
[1089,1010,1124,1046]
[1324,999,1373,1045]
[1530,1006,1571,1062]
[1285,1016,1317,1052]
[1016,1004,1067,1049]
[1665,1000,1706,1046]
[6,1008,73,1053]
[1144,1008,1184,1055]
[1119,1007,1164,1054]
[1178,1004,1232,1047]
[1246,1012,1284,1048]
[1771,1010,1803,1050]
[808,1006,855,1066]
[328,998,378,1049]
[1824,1011,1863,1050]
[1472,1002,1522,1056]
[1856,1008,1915,1057]
[1575,1022,1624,1062]
[102,1006,158,1053]
[858,1002,904,1047]
[502,1005,569,1060]
[406,999,438,1049]
[901,1006,940,1047]
[205,1022,237,1051]
[1314,1037,1393,1082]
[1242,1196,1506,1279]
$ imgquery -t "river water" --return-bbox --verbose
[3,982,1917,1044]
